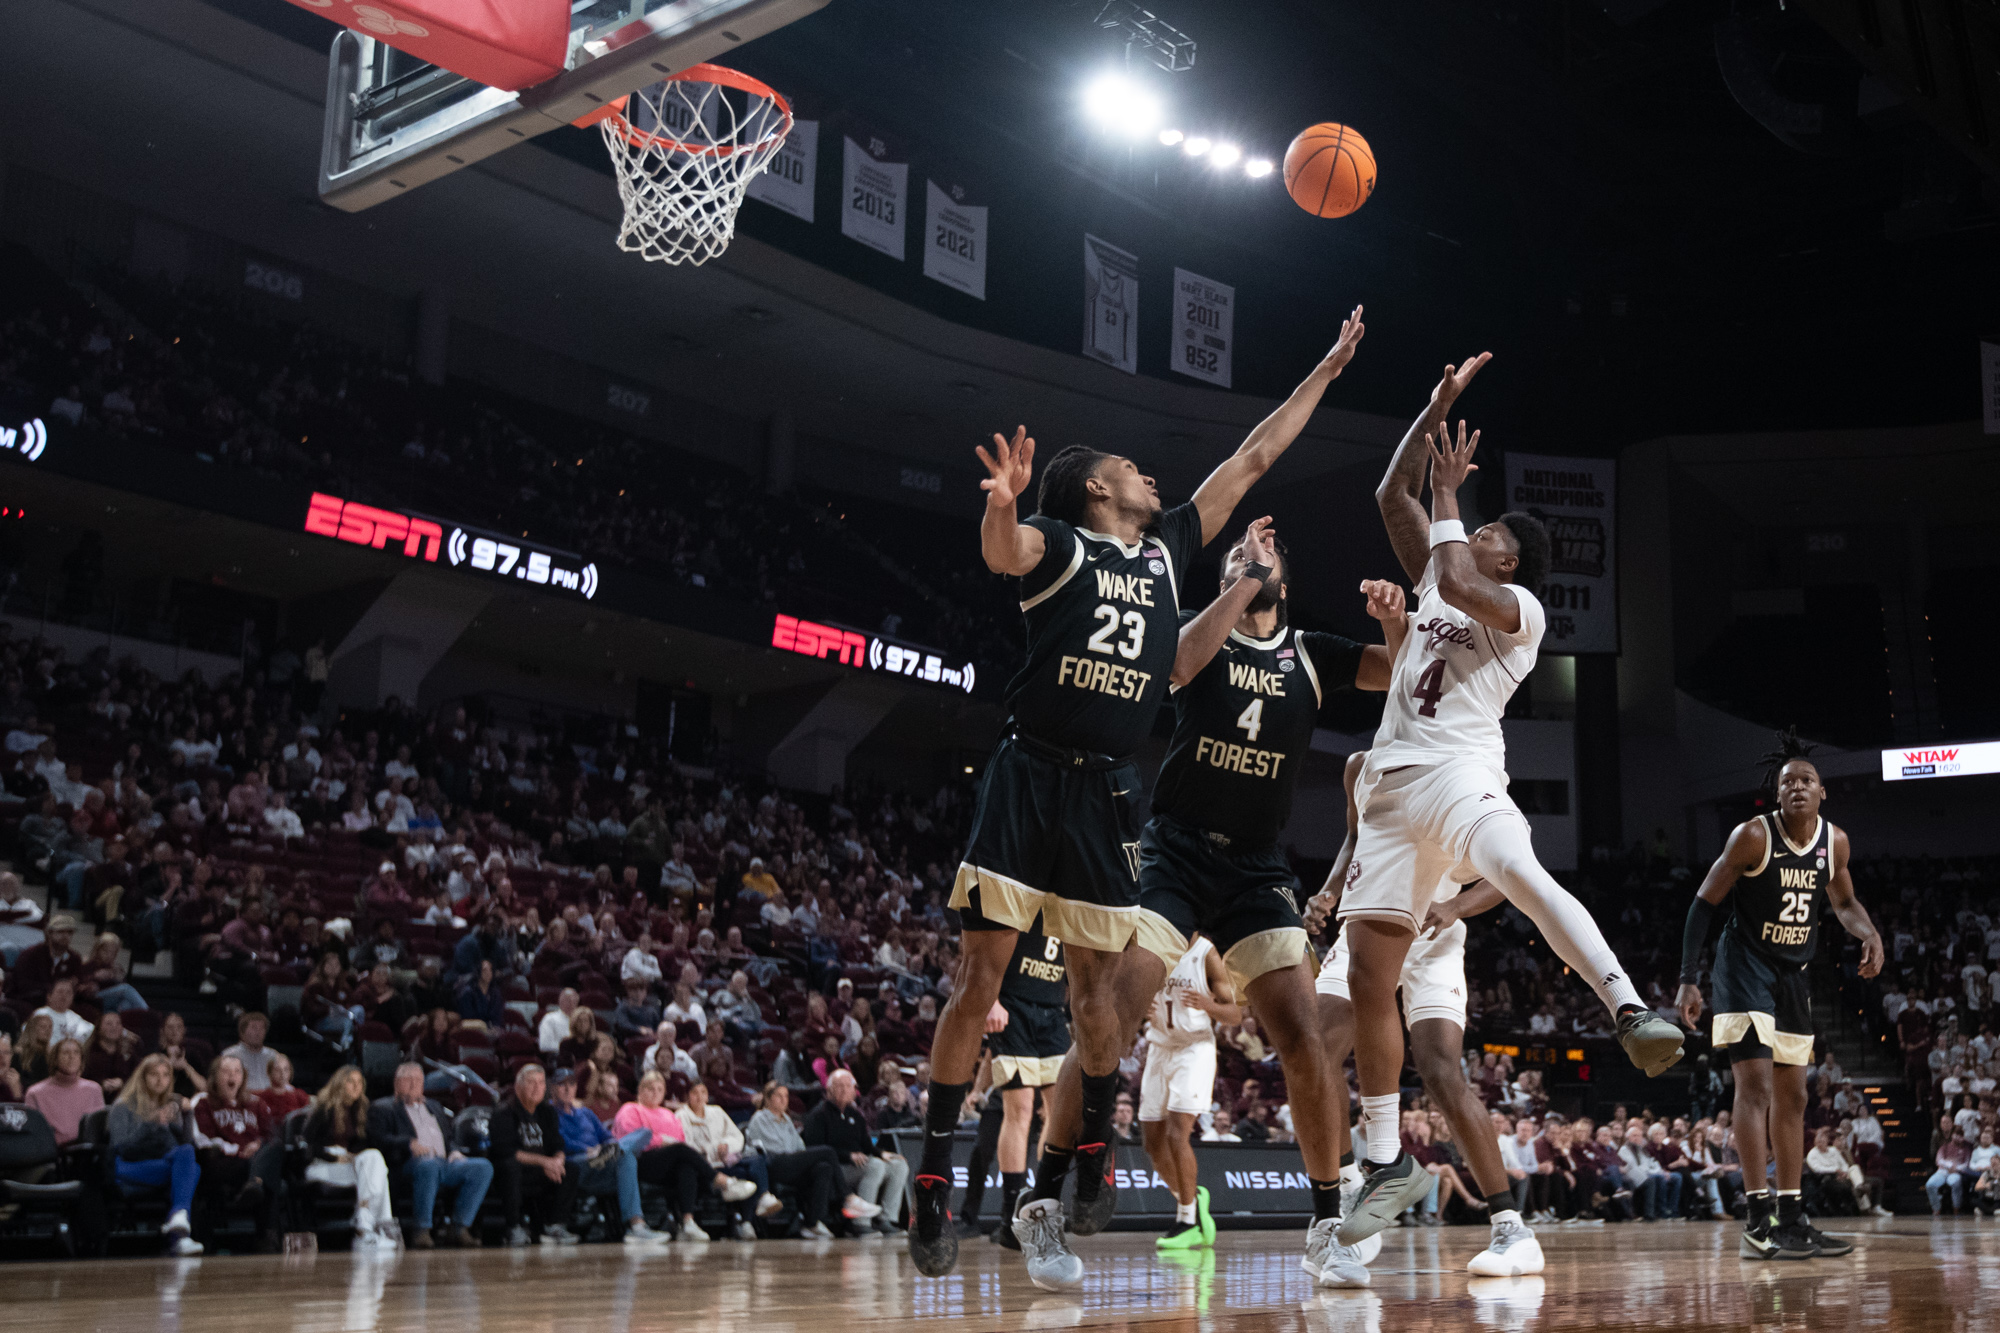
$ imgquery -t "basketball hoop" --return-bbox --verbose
[597,64,792,266]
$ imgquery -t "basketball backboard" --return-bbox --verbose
[318,0,828,212]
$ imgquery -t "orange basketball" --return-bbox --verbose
[1284,123,1376,218]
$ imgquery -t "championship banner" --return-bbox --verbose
[922,178,988,300]
[746,117,817,222]
[1171,267,1233,387]
[841,130,907,260]
[1983,340,1999,435]
[1502,452,1617,654]
[1083,234,1140,375]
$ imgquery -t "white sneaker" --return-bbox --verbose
[1874,1206,1895,1218]
[734,1220,758,1241]
[1301,1217,1381,1276]
[1304,1219,1372,1288]
[168,1234,205,1257]
[679,1219,711,1242]
[1013,1197,1083,1292]
[162,1209,191,1234]
[842,1194,883,1220]
[353,1231,392,1252]
[805,1220,835,1239]
[1469,1217,1545,1277]
[624,1222,671,1244]
[721,1178,759,1204]
[756,1192,784,1218]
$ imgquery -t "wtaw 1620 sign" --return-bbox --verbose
[771,613,976,694]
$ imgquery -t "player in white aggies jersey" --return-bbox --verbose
[1334,353,1685,1246]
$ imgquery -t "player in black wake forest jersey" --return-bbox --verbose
[1028,539,1407,1279]
[1677,729,1883,1263]
[909,307,1368,1288]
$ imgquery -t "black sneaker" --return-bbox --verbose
[1336,1153,1437,1245]
[1066,1142,1118,1237]
[1770,1221,1820,1261]
[992,1221,1021,1250]
[906,1174,959,1277]
[1738,1214,1778,1260]
[1800,1222,1853,1256]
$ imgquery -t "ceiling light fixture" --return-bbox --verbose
[1210,142,1241,168]
[1184,136,1211,156]
[1158,128,1184,146]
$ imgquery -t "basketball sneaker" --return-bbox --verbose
[906,1174,958,1277]
[1336,1153,1436,1245]
[1155,1220,1205,1251]
[1615,1008,1686,1077]
[1769,1220,1821,1261]
[1799,1221,1853,1256]
[1195,1185,1216,1245]
[1013,1197,1083,1292]
[1303,1218,1371,1288]
[1468,1216,1545,1276]
[1738,1209,1778,1260]
[1066,1142,1118,1236]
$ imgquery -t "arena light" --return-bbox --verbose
[1082,73,1162,138]
[1158,128,1184,146]
[1245,157,1273,178]
[1184,135,1211,156]
[1210,142,1241,168]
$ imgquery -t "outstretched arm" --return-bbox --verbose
[976,427,1046,576]
[1376,354,1491,582]
[1425,420,1522,633]
[1190,308,1365,545]
[1825,826,1884,979]
[1303,750,1367,933]
[1353,578,1406,690]
[1675,819,1764,1027]
[1170,519,1277,687]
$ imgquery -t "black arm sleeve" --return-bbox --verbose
[1680,897,1717,985]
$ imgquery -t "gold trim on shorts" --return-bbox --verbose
[1222,928,1309,993]
[951,863,1140,952]
[991,1054,1065,1088]
[951,862,1040,931]
[1712,1011,1813,1066]
[1134,909,1191,971]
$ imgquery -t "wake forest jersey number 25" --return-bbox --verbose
[1151,620,1366,844]
[1730,813,1833,967]
[1005,503,1203,759]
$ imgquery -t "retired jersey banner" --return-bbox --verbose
[1502,453,1617,654]
[841,131,907,259]
[922,179,987,300]
[1171,268,1233,387]
[1083,234,1140,375]
[746,117,817,222]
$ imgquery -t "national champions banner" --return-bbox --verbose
[841,129,907,259]
[746,117,817,222]
[1083,234,1140,375]
[1171,267,1233,387]
[1502,452,1617,654]
[923,178,988,300]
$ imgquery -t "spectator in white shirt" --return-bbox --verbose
[662,981,706,1034]
[538,989,580,1055]
[264,792,305,841]
[761,891,793,931]
[621,933,664,989]
[32,978,96,1047]
[1528,1003,1558,1036]
[660,846,698,900]
[4,720,48,754]
[383,747,420,782]
[1494,1112,1537,1211]
[374,778,417,825]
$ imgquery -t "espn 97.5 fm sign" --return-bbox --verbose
[771,613,975,694]
[303,492,600,600]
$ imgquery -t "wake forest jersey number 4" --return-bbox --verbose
[1731,812,1833,967]
[1005,503,1203,758]
[1151,620,1366,844]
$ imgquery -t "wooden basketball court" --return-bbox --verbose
[1,1218,1987,1333]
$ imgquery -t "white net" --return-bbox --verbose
[599,67,792,266]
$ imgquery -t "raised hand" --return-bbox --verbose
[1428,352,1492,412]
[975,426,1036,510]
[1239,515,1277,571]
[1425,419,1481,496]
[1317,305,1366,379]
[1360,578,1405,623]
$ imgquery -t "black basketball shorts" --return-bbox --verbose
[1711,928,1815,1066]
[986,998,1071,1088]
[1133,812,1310,990]
[950,736,1145,953]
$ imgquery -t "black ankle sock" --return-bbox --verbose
[919,1080,972,1178]
[1311,1177,1343,1223]
[1485,1190,1517,1214]
[1000,1171,1027,1221]
[1339,1151,1354,1169]
[1028,1145,1075,1201]
[1077,1071,1119,1151]
[1776,1191,1802,1227]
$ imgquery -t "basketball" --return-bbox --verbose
[1284,123,1376,218]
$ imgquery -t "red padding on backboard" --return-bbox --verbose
[287,0,570,91]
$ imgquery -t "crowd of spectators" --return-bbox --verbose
[0,246,1019,666]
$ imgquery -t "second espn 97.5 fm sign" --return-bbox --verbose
[1501,453,1616,654]
[303,492,600,600]
[771,613,976,694]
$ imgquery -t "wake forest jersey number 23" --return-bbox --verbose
[1005,503,1203,759]
[1151,620,1366,844]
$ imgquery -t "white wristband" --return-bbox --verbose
[1429,519,1467,548]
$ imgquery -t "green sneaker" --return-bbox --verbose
[1196,1186,1216,1246]
[1156,1220,1205,1251]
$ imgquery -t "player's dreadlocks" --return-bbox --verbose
[1035,445,1112,527]
[1496,511,1551,591]
[1759,725,1818,792]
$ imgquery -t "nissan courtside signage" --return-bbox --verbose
[1881,740,2000,782]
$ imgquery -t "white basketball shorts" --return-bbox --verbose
[1139,1039,1217,1121]
[1316,917,1471,1029]
[1334,761,1523,933]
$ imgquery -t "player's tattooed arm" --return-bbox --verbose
[1425,420,1525,634]
[1675,819,1765,1028]
[977,426,1046,576]
[1825,825,1884,979]
[1190,307,1365,546]
[1354,577,1407,690]
[1377,353,1490,582]
[1170,518,1278,687]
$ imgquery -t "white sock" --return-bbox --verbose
[1468,817,1644,1015]
[1176,1201,1197,1225]
[1361,1095,1401,1165]
[1339,1161,1363,1189]
[1491,1209,1522,1228]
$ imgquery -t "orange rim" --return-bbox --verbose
[602,63,793,158]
